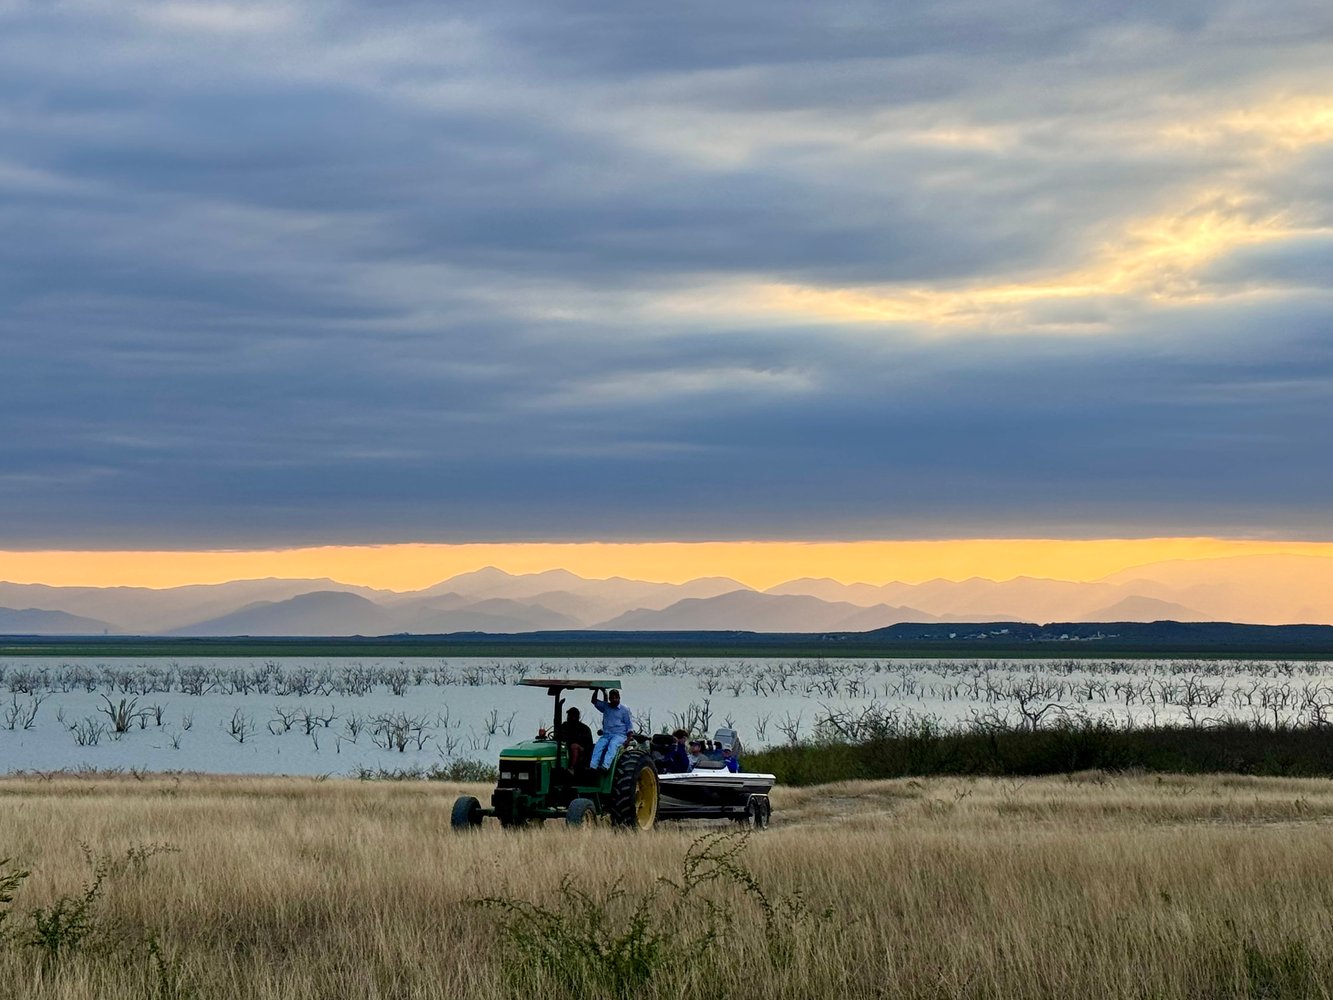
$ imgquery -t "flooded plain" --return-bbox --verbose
[1,655,1330,775]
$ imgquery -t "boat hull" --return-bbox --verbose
[656,770,776,819]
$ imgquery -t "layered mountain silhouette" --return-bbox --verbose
[169,591,584,636]
[166,592,398,637]
[1,553,1331,635]
[0,578,388,634]
[0,607,118,635]
[598,591,934,632]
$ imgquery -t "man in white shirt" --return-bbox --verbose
[589,688,634,770]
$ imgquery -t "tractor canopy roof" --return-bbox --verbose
[519,677,623,693]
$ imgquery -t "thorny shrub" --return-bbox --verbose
[475,831,832,998]
[0,841,181,989]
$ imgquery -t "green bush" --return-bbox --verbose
[475,831,830,998]
[20,843,177,966]
[352,759,498,783]
[433,758,499,783]
[747,718,1333,785]
[0,859,31,937]
[26,847,112,962]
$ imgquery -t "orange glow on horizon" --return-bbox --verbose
[3,538,1333,591]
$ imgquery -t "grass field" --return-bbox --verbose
[3,771,1333,998]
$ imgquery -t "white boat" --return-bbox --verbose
[648,728,775,827]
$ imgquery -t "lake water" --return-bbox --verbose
[1,655,1329,776]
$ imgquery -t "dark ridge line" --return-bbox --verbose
[2,621,1333,658]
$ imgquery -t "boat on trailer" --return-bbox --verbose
[648,727,775,827]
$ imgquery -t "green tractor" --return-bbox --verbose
[450,677,660,831]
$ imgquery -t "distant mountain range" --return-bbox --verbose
[1,553,1332,636]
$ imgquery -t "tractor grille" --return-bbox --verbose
[497,761,541,795]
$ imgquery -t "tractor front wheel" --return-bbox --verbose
[566,797,597,827]
[609,750,659,830]
[451,795,482,831]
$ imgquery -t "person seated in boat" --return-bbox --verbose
[661,729,692,773]
[557,707,594,770]
[691,742,727,769]
[687,739,704,768]
[721,745,740,773]
[589,688,634,770]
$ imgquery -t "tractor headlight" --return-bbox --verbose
[501,772,513,780]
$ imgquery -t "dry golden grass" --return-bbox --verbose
[3,771,1333,998]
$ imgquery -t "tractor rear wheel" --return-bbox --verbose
[609,750,659,830]
[451,795,482,831]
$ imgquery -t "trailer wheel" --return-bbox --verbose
[746,795,771,830]
[451,795,482,831]
[566,797,597,827]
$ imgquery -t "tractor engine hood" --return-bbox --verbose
[498,740,558,759]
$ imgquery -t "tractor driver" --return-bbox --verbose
[589,688,634,770]
[558,707,594,770]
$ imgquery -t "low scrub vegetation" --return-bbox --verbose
[478,831,829,997]
[0,842,184,992]
[353,758,497,782]
[749,712,1333,785]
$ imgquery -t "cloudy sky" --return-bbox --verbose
[3,0,1333,578]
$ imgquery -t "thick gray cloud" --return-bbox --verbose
[1,0,1332,547]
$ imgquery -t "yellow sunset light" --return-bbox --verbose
[1164,97,1333,149]
[756,195,1297,329]
[4,538,1333,592]
[745,96,1333,331]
